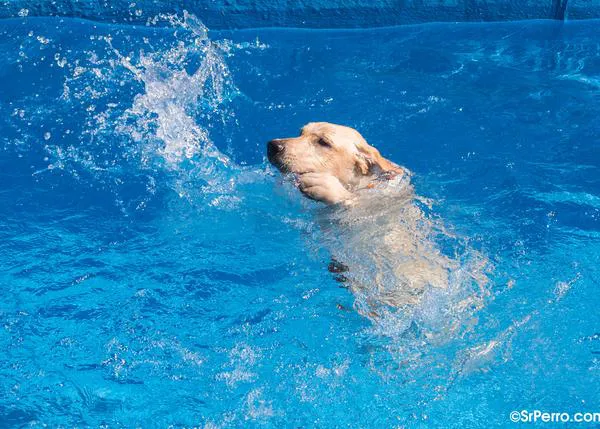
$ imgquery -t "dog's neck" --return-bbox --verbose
[335,167,413,209]
[354,167,408,191]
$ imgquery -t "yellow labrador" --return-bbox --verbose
[268,122,406,205]
[268,122,487,318]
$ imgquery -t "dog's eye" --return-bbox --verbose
[317,138,331,148]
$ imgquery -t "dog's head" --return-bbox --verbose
[267,122,404,203]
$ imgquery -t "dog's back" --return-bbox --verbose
[317,174,483,317]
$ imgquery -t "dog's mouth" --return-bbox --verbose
[266,140,321,192]
[268,156,288,174]
[267,144,300,179]
[267,156,305,183]
[266,146,304,188]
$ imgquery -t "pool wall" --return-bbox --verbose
[2,0,598,28]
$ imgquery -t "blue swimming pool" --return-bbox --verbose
[1,13,599,427]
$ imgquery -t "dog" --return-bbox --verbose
[267,122,487,319]
[267,122,407,205]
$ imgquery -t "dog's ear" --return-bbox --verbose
[354,142,404,177]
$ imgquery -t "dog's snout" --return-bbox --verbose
[267,139,284,160]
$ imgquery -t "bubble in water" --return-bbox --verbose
[43,132,51,140]
[54,53,67,68]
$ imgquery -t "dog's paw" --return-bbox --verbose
[297,172,352,205]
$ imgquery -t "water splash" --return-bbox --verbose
[111,12,235,167]
[47,12,252,209]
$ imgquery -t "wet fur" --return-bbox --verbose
[268,122,484,314]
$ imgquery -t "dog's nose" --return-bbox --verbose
[267,139,284,160]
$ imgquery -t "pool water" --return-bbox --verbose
[1,13,599,427]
